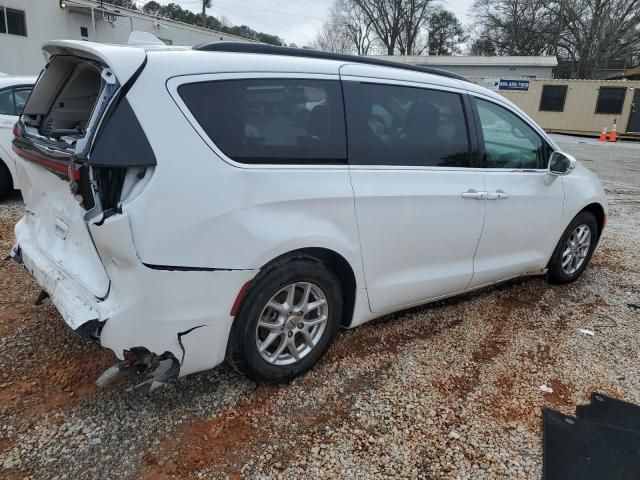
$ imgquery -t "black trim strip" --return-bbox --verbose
[142,262,248,272]
[192,41,471,83]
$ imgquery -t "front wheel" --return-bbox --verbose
[547,211,599,284]
[226,254,342,381]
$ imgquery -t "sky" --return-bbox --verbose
[136,0,476,47]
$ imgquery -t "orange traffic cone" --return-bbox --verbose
[608,119,617,142]
[598,126,608,141]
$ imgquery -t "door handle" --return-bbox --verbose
[486,190,510,200]
[461,190,487,200]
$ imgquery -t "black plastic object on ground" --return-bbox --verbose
[543,393,640,480]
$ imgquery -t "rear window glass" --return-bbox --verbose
[178,79,347,164]
[343,81,471,167]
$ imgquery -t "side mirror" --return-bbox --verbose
[548,151,576,176]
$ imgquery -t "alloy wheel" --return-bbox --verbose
[561,224,591,275]
[255,282,329,366]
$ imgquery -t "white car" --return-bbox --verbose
[10,40,607,391]
[0,74,36,198]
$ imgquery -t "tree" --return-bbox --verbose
[104,0,137,10]
[470,37,497,56]
[396,0,433,55]
[549,0,640,78]
[470,0,555,56]
[352,0,435,55]
[313,0,373,55]
[336,0,374,55]
[140,1,284,46]
[427,8,467,55]
[142,1,161,16]
[469,0,640,78]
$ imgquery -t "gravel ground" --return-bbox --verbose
[0,135,639,479]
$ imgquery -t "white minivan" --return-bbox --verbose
[10,40,607,391]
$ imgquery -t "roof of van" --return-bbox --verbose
[42,39,515,106]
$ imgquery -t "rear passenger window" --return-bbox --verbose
[343,82,471,167]
[178,79,346,164]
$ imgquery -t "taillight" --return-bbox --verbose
[12,122,20,139]
[68,163,81,182]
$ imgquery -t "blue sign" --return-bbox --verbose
[498,80,530,91]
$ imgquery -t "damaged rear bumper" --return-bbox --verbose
[10,213,257,382]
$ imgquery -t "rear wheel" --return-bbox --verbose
[226,254,342,381]
[0,162,12,200]
[547,211,599,283]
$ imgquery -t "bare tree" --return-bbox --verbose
[336,0,375,55]
[470,0,555,56]
[351,0,402,54]
[469,0,640,78]
[549,0,640,78]
[314,0,374,55]
[396,0,433,55]
[313,16,353,53]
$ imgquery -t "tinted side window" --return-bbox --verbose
[343,82,471,167]
[178,79,346,164]
[475,99,549,170]
[0,88,15,115]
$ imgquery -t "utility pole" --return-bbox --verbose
[202,0,212,29]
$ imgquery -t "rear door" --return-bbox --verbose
[468,95,564,288]
[13,44,146,299]
[341,72,486,313]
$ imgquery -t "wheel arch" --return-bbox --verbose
[580,202,606,241]
[0,155,14,192]
[242,247,358,329]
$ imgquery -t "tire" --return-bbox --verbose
[547,211,599,284]
[226,254,343,382]
[0,162,12,201]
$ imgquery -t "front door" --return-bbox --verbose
[468,96,565,288]
[341,76,486,313]
[628,89,640,133]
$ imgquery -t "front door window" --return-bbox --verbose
[475,98,549,169]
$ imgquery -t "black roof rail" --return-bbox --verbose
[192,42,470,83]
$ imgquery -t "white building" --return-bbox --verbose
[0,0,252,75]
[368,55,558,80]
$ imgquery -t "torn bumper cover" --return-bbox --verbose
[10,213,257,384]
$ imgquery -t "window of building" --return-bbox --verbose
[475,98,550,170]
[0,8,5,34]
[595,87,626,114]
[80,26,88,38]
[4,8,27,36]
[343,81,471,167]
[178,79,347,164]
[539,85,568,112]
